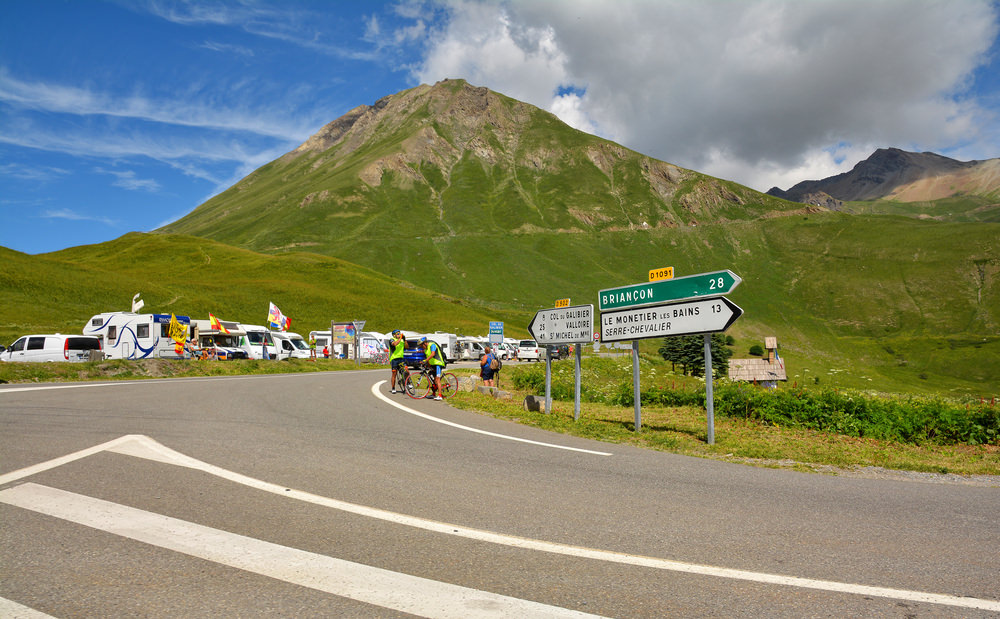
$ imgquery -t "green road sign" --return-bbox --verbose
[598,270,741,311]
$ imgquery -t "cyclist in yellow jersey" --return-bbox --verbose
[389,330,406,393]
[420,337,445,400]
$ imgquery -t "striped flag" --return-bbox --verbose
[209,313,230,334]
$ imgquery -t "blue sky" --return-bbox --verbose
[2,0,998,255]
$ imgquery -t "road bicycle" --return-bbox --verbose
[392,363,415,396]
[405,364,458,400]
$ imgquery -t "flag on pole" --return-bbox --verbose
[267,302,291,331]
[168,313,187,354]
[209,313,230,334]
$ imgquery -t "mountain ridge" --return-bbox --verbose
[768,147,1000,204]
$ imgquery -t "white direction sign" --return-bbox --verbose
[528,304,594,344]
[601,297,742,343]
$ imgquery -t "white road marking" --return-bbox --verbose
[0,597,56,618]
[8,435,1000,613]
[370,381,612,456]
[0,483,605,619]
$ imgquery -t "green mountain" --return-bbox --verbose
[4,80,998,396]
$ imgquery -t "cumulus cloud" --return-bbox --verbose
[411,0,999,190]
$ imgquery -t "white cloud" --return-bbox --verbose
[41,208,118,226]
[0,70,314,140]
[411,0,1000,190]
[96,168,162,192]
[0,163,71,182]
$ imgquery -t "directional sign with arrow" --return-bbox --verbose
[600,297,743,342]
[599,269,742,311]
[528,305,594,345]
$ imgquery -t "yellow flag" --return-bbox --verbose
[168,314,187,344]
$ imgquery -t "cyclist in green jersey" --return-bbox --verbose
[420,337,446,400]
[389,330,406,393]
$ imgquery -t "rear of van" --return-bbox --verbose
[0,334,102,362]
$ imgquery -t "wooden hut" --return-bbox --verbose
[728,337,787,388]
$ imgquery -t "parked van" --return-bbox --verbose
[0,334,102,363]
[271,331,311,359]
[456,337,485,361]
[84,312,190,359]
[237,324,278,360]
[191,319,248,360]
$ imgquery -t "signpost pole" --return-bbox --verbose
[704,334,715,444]
[632,340,641,432]
[545,347,553,415]
[574,344,582,421]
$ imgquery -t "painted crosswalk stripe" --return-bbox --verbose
[0,483,605,619]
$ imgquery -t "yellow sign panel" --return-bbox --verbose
[648,267,674,282]
[554,298,570,308]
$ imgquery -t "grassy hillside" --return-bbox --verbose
[0,233,531,345]
[840,196,1000,223]
[6,213,998,399]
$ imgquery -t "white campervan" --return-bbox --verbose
[358,331,389,363]
[271,331,311,359]
[0,334,102,363]
[191,319,248,360]
[423,332,458,362]
[84,312,190,360]
[237,324,279,360]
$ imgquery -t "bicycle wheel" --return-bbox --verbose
[439,372,459,398]
[406,371,432,399]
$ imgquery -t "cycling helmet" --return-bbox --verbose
[392,329,401,335]
[420,337,427,342]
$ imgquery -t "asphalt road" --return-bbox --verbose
[1,370,998,617]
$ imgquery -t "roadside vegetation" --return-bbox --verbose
[4,356,995,478]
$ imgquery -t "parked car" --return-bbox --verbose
[517,339,542,362]
[0,334,102,363]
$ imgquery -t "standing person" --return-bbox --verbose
[479,344,496,387]
[420,337,445,400]
[309,335,317,360]
[389,330,406,393]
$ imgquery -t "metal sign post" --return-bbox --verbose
[704,334,715,444]
[632,341,642,431]
[574,344,582,421]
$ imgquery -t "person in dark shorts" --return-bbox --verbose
[480,344,497,387]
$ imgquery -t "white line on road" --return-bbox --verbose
[0,597,57,618]
[370,381,612,456]
[8,435,1000,613]
[0,483,606,619]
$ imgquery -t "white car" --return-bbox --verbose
[517,339,542,362]
[1,334,102,362]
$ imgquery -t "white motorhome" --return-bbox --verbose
[358,331,389,363]
[271,331,311,359]
[237,324,279,360]
[191,319,248,360]
[84,312,190,360]
[421,332,458,362]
